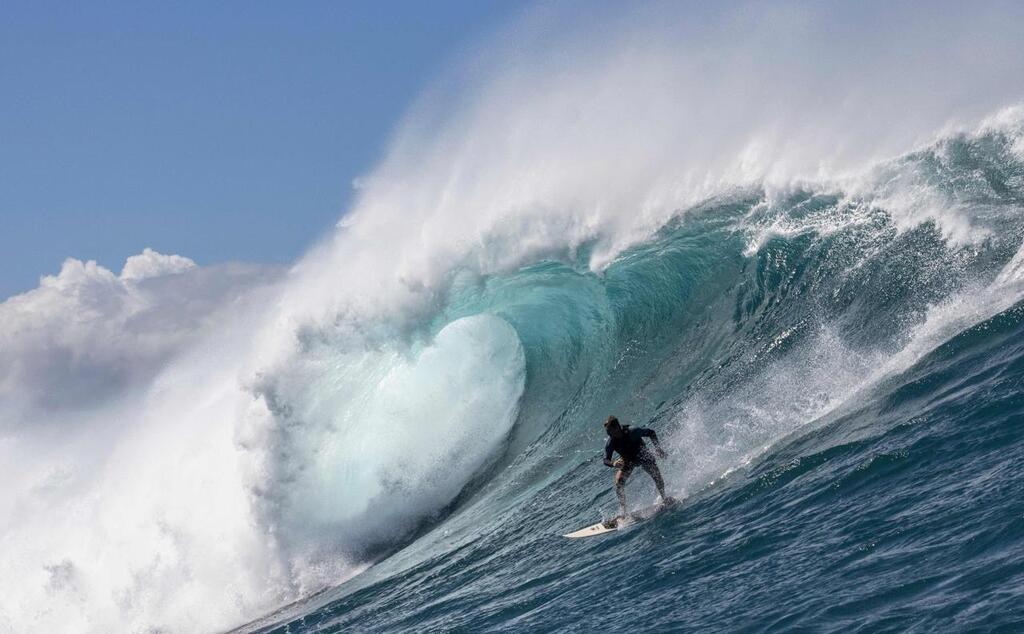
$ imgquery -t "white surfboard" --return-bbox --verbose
[563,518,621,538]
[563,498,677,538]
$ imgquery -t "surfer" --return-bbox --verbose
[603,415,673,518]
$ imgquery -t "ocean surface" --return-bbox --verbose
[234,118,1024,632]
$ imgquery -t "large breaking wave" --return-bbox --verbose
[2,2,1024,632]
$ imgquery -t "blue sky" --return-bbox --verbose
[0,1,528,298]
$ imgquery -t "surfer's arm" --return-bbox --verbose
[602,442,619,468]
[639,428,669,459]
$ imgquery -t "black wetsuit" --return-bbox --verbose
[604,425,657,470]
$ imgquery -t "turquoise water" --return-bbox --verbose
[240,121,1024,632]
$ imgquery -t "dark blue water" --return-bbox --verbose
[239,118,1024,633]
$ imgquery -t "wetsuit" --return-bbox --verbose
[604,425,658,478]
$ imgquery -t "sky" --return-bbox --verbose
[0,1,529,299]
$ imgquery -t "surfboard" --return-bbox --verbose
[563,518,621,538]
[563,498,677,538]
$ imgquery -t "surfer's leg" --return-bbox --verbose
[642,461,667,498]
[614,467,630,516]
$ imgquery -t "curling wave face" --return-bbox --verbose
[248,109,1024,633]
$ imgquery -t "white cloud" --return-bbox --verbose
[119,248,197,281]
[0,250,278,420]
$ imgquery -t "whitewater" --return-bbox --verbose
[3,2,1024,632]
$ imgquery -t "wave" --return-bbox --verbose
[2,2,1024,631]
[242,111,1024,632]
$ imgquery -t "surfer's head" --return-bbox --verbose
[604,415,624,438]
